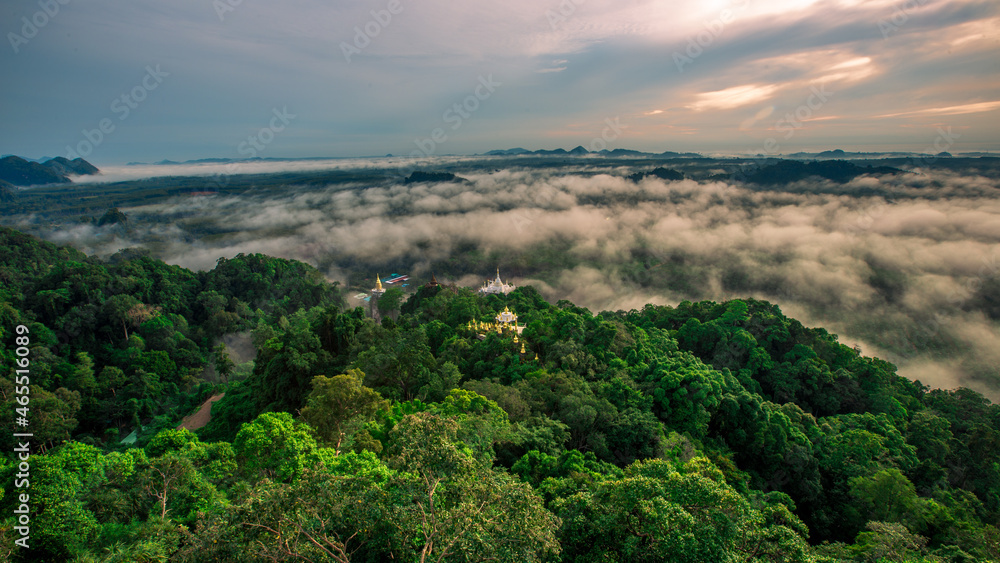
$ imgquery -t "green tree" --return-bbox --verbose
[145,428,199,458]
[853,521,929,562]
[251,309,334,412]
[33,387,82,451]
[355,326,437,401]
[378,286,405,322]
[300,369,388,452]
[2,442,104,559]
[232,411,321,482]
[386,412,561,562]
[68,351,97,395]
[553,457,813,563]
[102,294,142,340]
[849,468,919,525]
[213,343,235,384]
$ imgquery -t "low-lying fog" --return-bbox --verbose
[24,160,1000,399]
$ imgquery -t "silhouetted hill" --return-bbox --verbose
[482,147,702,158]
[0,155,100,186]
[403,171,468,184]
[1,154,53,163]
[784,149,915,159]
[0,155,69,185]
[601,148,648,157]
[657,150,702,158]
[485,148,531,155]
[628,167,684,182]
[97,207,129,226]
[44,156,100,176]
[743,160,901,185]
[816,149,847,158]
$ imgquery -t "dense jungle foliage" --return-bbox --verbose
[1,225,998,562]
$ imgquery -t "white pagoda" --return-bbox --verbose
[479,268,516,295]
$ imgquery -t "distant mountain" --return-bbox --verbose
[784,149,917,160]
[1,154,54,163]
[0,155,69,185]
[129,156,364,166]
[656,150,703,158]
[403,171,469,184]
[481,147,702,158]
[741,160,901,185]
[484,148,531,156]
[0,155,100,186]
[601,148,649,157]
[628,167,685,182]
[128,157,239,165]
[44,156,100,176]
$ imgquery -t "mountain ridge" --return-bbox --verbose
[0,154,100,186]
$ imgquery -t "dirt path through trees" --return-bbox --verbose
[177,393,225,431]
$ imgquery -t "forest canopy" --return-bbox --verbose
[1,226,998,562]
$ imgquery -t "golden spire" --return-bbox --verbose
[375,274,383,291]
[520,342,526,354]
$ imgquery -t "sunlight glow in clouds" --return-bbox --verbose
[690,84,782,111]
[0,0,997,161]
[876,101,1000,119]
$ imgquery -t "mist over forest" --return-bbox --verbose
[5,155,999,399]
[6,0,1000,558]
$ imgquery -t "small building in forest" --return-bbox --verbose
[479,269,516,295]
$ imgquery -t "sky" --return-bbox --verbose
[1,0,999,164]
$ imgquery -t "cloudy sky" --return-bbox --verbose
[2,0,998,163]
